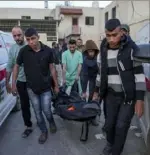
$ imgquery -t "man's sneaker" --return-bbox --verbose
[50,122,57,133]
[22,128,33,138]
[38,132,48,144]
[100,143,112,155]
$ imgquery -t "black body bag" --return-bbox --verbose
[52,83,101,141]
[53,84,101,122]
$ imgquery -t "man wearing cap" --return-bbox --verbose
[93,19,146,155]
[121,24,139,52]
[121,24,130,36]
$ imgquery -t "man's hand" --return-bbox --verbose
[6,83,12,94]
[12,83,18,96]
[82,92,87,99]
[135,100,144,118]
[54,86,59,94]
[75,75,79,81]
[63,79,66,85]
[92,92,99,101]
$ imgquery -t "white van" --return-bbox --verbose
[0,31,20,126]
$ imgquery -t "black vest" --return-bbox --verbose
[100,37,139,103]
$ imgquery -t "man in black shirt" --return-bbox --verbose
[12,28,59,144]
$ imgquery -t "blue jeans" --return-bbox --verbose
[27,88,54,133]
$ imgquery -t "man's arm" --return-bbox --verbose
[62,52,67,84]
[12,48,24,95]
[62,64,66,84]
[93,53,101,100]
[132,45,146,101]
[6,48,14,93]
[12,64,19,95]
[49,63,59,89]
[76,52,83,80]
[132,49,146,118]
[133,61,146,101]
[76,64,82,80]
[48,49,59,92]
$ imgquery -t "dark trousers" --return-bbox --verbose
[81,75,96,101]
[103,99,107,119]
[104,92,135,155]
[16,81,32,127]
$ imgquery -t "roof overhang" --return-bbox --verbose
[60,8,83,15]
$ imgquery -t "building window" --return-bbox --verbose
[44,16,53,20]
[105,12,108,23]
[47,36,57,41]
[112,7,116,18]
[72,18,78,25]
[85,17,94,26]
[0,19,18,32]
[21,16,31,20]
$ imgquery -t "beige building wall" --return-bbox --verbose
[57,6,102,46]
[39,33,54,47]
[0,8,52,19]
[58,15,72,39]
[130,19,149,40]
[0,8,57,46]
[39,33,52,47]
[127,1,150,40]
[79,7,102,46]
[100,1,150,41]
[0,1,149,46]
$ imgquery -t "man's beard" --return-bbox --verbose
[70,50,75,53]
[16,40,24,45]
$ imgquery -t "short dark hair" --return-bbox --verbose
[105,19,121,31]
[69,39,76,45]
[25,28,38,37]
[52,42,56,47]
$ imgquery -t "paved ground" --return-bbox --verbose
[0,109,147,155]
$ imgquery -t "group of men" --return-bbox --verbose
[5,18,146,155]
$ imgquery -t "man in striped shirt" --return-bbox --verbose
[93,19,146,155]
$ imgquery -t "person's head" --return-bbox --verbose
[12,26,24,45]
[87,50,96,58]
[24,28,39,49]
[121,24,130,35]
[76,38,83,48]
[68,39,76,53]
[52,42,57,48]
[105,19,122,48]
[84,40,99,58]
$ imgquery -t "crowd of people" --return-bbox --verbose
[5,18,146,155]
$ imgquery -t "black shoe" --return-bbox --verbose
[100,143,112,155]
[38,132,48,144]
[50,122,57,133]
[22,128,33,138]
